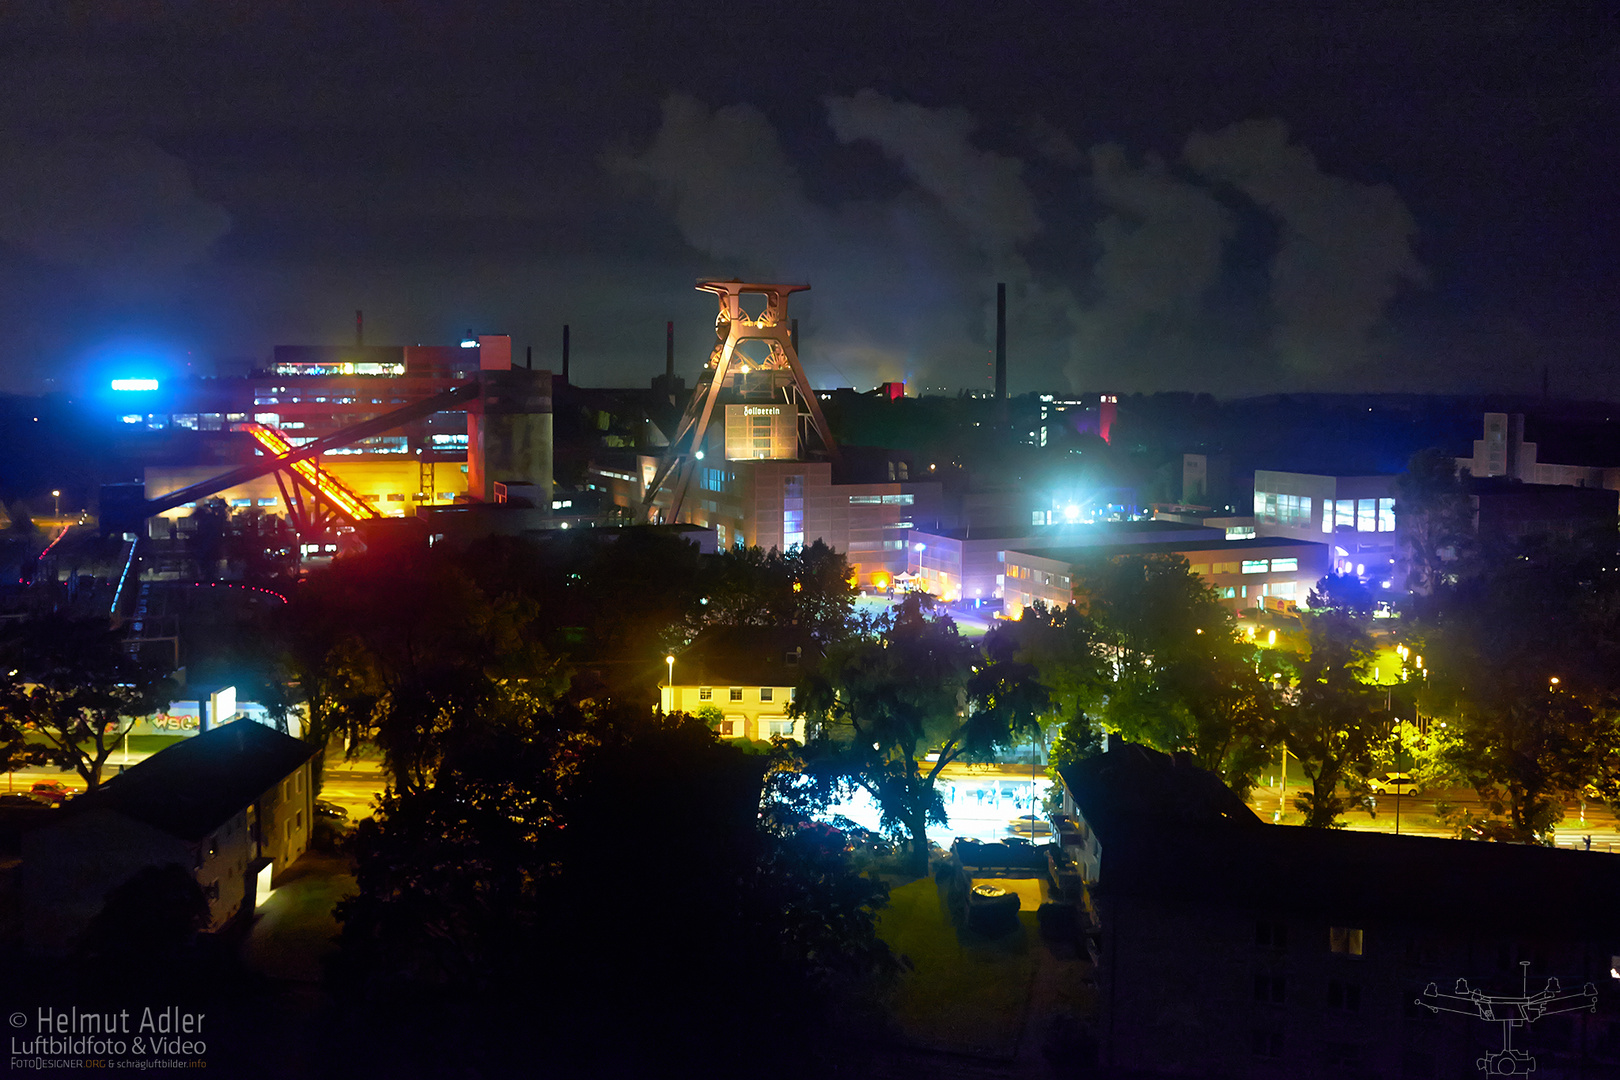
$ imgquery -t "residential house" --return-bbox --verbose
[1056,745,1620,1078]
[23,721,316,957]
[662,627,817,743]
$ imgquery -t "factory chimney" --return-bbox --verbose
[995,283,1007,413]
[562,324,571,386]
[356,309,364,348]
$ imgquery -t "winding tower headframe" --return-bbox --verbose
[643,280,839,522]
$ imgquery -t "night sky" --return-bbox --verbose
[0,1,1612,398]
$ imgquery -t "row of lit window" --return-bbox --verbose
[696,686,795,702]
[848,493,915,505]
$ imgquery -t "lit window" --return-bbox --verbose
[698,687,712,700]
[1329,926,1364,956]
[729,688,743,702]
[1271,558,1297,572]
[1241,560,1269,574]
[256,498,278,507]
[386,493,406,501]
[1378,497,1396,532]
[1357,499,1376,532]
[764,719,794,738]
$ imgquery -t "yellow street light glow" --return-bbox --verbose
[1550,676,1560,686]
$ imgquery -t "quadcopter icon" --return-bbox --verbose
[1416,961,1598,1075]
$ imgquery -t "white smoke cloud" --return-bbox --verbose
[824,89,1041,258]
[1088,145,1234,319]
[0,134,230,287]
[608,93,1061,391]
[612,98,1428,395]
[1184,118,1427,374]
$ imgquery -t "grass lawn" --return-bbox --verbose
[876,876,1036,1057]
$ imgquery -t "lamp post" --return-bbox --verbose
[665,655,675,713]
[52,490,60,522]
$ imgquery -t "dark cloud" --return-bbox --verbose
[0,134,230,289]
[1184,118,1428,376]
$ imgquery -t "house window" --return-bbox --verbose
[760,688,774,702]
[729,687,743,702]
[698,687,712,701]
[285,819,293,840]
[1256,920,1288,950]
[1251,1031,1282,1059]
[1241,560,1269,574]
[296,771,303,793]
[1253,975,1285,1003]
[764,719,795,738]
[1327,981,1361,1010]
[1330,926,1364,956]
[719,718,737,737]
[296,811,304,831]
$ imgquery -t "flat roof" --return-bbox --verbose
[915,520,1222,543]
[1010,536,1327,563]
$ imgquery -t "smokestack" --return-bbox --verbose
[526,345,532,371]
[995,282,1007,405]
[356,309,364,348]
[562,324,571,385]
[666,321,674,381]
[791,317,799,354]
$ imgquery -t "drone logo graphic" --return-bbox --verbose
[1416,961,1598,1075]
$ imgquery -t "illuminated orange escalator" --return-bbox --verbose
[242,423,380,523]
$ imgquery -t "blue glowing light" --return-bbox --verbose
[110,379,160,392]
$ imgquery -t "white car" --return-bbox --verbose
[1368,772,1419,796]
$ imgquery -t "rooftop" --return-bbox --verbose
[915,520,1223,544]
[1016,535,1327,564]
[675,625,821,689]
[68,721,314,842]
[1062,744,1620,933]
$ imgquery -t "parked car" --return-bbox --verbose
[1367,772,1419,796]
[0,792,41,808]
[313,799,350,822]
[1009,816,1054,837]
[29,780,74,806]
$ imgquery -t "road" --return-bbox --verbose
[1247,779,1620,852]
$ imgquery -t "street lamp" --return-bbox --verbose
[665,654,675,687]
[51,490,60,521]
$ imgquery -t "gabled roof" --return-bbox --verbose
[67,721,315,843]
[675,625,820,689]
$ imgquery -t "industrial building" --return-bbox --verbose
[1003,534,1331,617]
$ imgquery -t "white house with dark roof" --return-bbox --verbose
[22,721,316,957]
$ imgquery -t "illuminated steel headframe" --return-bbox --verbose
[242,422,379,537]
[643,280,839,522]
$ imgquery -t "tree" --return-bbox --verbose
[280,548,567,793]
[1395,447,1474,600]
[1043,553,1279,796]
[1279,610,1390,827]
[0,615,175,790]
[795,594,1039,873]
[330,704,892,1079]
[692,540,857,642]
[1419,538,1620,841]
